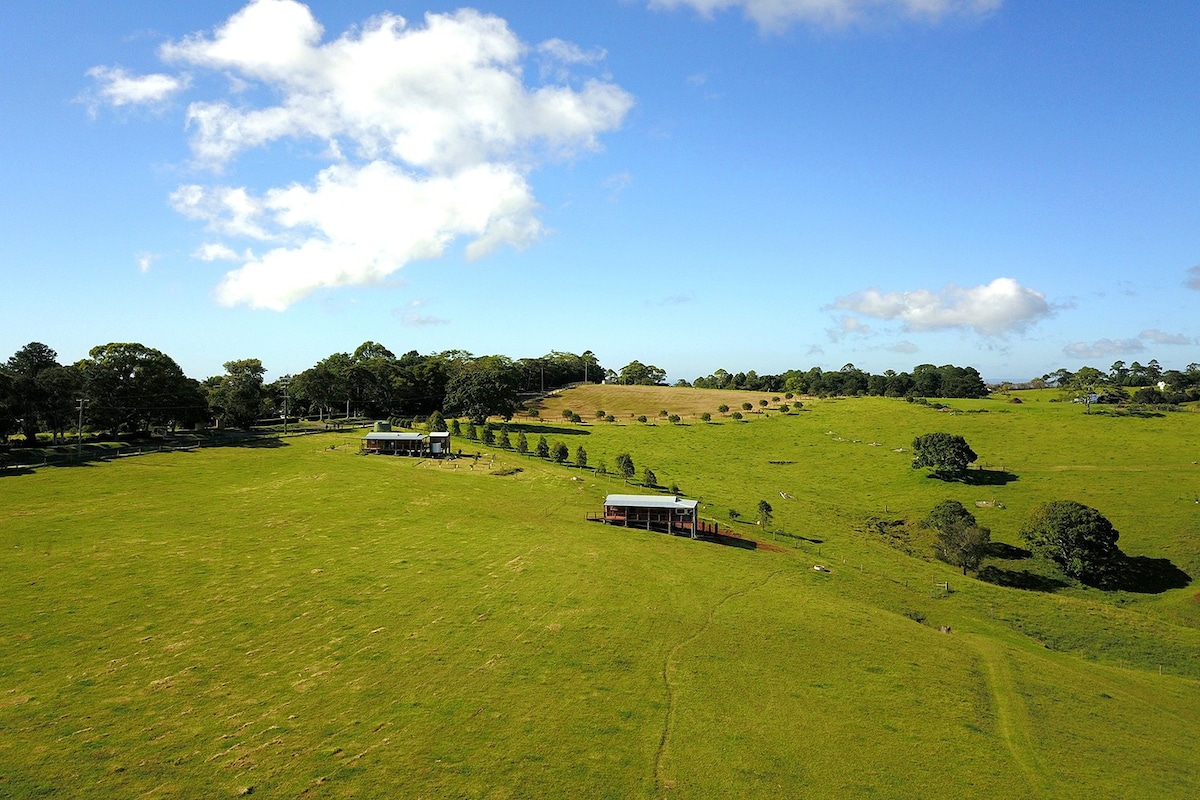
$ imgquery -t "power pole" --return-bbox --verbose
[76,398,86,458]
[281,379,290,436]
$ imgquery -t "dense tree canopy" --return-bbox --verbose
[691,362,987,399]
[443,359,521,424]
[5,342,61,443]
[209,359,267,429]
[1019,501,1120,583]
[614,360,667,386]
[81,343,204,435]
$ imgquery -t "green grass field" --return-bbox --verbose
[2,388,1198,797]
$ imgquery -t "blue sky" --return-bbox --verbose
[3,0,1198,383]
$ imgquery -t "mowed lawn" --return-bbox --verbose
[2,390,1199,798]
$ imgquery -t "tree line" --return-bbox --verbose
[0,341,612,445]
[1036,360,1200,405]
[686,363,989,399]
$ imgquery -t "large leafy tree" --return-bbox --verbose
[1019,501,1120,583]
[0,371,15,443]
[36,364,85,442]
[1064,366,1110,413]
[5,342,60,444]
[442,359,520,423]
[291,352,353,419]
[617,360,667,386]
[209,359,267,429]
[921,500,991,575]
[81,343,202,435]
[911,433,978,478]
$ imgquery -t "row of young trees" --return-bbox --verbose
[688,363,989,399]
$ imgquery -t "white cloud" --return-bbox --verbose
[603,170,633,200]
[887,340,918,354]
[159,2,631,171]
[212,160,541,310]
[827,314,871,342]
[537,38,608,72]
[193,242,245,261]
[832,277,1051,337]
[86,66,188,112]
[92,1,632,309]
[396,301,451,327]
[135,252,159,273]
[1063,339,1145,360]
[1140,329,1194,345]
[648,0,1001,31]
[1187,265,1200,290]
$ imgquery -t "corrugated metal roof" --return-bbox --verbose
[604,494,698,511]
[363,432,425,441]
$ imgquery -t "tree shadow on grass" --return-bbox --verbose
[1094,408,1166,419]
[0,465,36,477]
[501,423,590,437]
[227,437,288,449]
[985,542,1031,559]
[978,565,1071,592]
[1100,555,1192,593]
[699,531,759,550]
[958,469,1019,486]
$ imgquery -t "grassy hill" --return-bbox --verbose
[1,386,1197,797]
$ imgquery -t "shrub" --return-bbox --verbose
[562,409,574,420]
[742,402,753,411]
[605,414,615,423]
[668,414,681,424]
[596,410,606,419]
[637,415,648,423]
[700,412,711,422]
[718,404,729,414]
[731,411,743,420]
